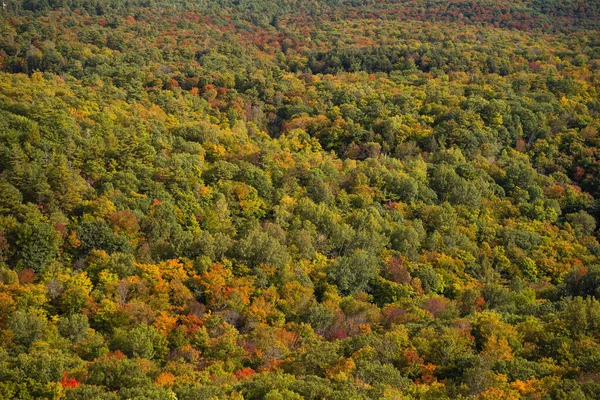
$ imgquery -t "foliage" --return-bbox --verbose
[0,0,599,398]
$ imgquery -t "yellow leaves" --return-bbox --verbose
[162,259,191,282]
[68,272,93,294]
[559,96,569,106]
[478,386,520,400]
[169,279,194,309]
[432,253,462,273]
[326,357,356,382]
[247,288,281,325]
[165,114,179,129]
[381,387,412,400]
[81,47,94,58]
[31,71,44,83]
[279,281,314,315]
[200,263,231,296]
[205,143,227,160]
[474,311,520,355]
[353,344,376,361]
[482,335,514,361]
[352,185,375,204]
[0,292,15,327]
[247,297,269,324]
[226,282,252,313]
[278,195,296,209]
[97,270,119,293]
[57,271,94,313]
[233,183,250,201]
[135,262,161,284]
[82,196,117,219]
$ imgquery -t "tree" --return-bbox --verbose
[111,324,168,360]
[15,221,60,272]
[328,250,379,295]
[9,309,47,347]
[566,211,596,236]
[58,313,90,343]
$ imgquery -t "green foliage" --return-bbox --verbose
[9,309,47,347]
[111,325,168,360]
[58,313,90,343]
[86,354,152,391]
[15,221,60,272]
[328,250,379,295]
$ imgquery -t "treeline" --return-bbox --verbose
[6,0,600,31]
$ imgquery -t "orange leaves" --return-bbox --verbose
[199,186,211,197]
[398,348,424,377]
[544,184,565,199]
[275,328,299,351]
[199,263,230,310]
[282,115,330,135]
[154,311,178,336]
[510,378,543,398]
[326,357,356,382]
[417,363,437,385]
[199,263,252,312]
[247,288,282,325]
[181,314,204,332]
[165,79,179,90]
[234,367,256,380]
[109,210,140,237]
[66,230,81,249]
[155,372,176,386]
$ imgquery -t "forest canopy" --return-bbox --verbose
[0,0,600,398]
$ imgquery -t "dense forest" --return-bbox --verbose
[1,0,600,398]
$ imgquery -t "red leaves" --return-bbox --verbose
[386,257,411,284]
[423,297,451,318]
[17,269,36,285]
[61,371,80,389]
[328,327,348,340]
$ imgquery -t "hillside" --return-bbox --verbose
[1,1,600,398]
